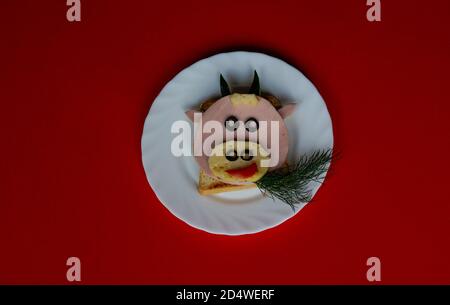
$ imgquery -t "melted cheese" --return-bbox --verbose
[230,93,259,107]
[208,141,269,183]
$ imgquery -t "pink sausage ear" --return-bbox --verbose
[278,103,297,119]
[185,110,197,121]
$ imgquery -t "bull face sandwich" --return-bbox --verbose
[186,72,333,210]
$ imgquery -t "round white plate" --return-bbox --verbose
[141,51,333,235]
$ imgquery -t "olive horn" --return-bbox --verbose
[220,74,231,97]
[248,71,260,95]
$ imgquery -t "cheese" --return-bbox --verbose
[230,93,259,107]
[208,141,269,183]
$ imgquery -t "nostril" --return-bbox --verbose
[241,149,253,161]
[225,150,239,162]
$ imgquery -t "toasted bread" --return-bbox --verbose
[198,170,256,195]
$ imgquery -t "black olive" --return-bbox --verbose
[224,116,239,131]
[225,150,238,161]
[241,149,253,161]
[244,118,259,132]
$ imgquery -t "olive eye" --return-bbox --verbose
[225,150,239,162]
[241,149,253,161]
[244,118,259,132]
[224,116,239,131]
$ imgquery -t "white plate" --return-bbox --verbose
[141,51,333,235]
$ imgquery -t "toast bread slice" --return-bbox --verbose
[198,170,256,195]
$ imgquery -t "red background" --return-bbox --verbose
[1,0,449,284]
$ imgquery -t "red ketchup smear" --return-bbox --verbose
[225,163,258,179]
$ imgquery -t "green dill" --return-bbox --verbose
[256,149,333,211]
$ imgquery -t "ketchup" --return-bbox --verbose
[226,163,258,179]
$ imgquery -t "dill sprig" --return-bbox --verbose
[256,149,333,211]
